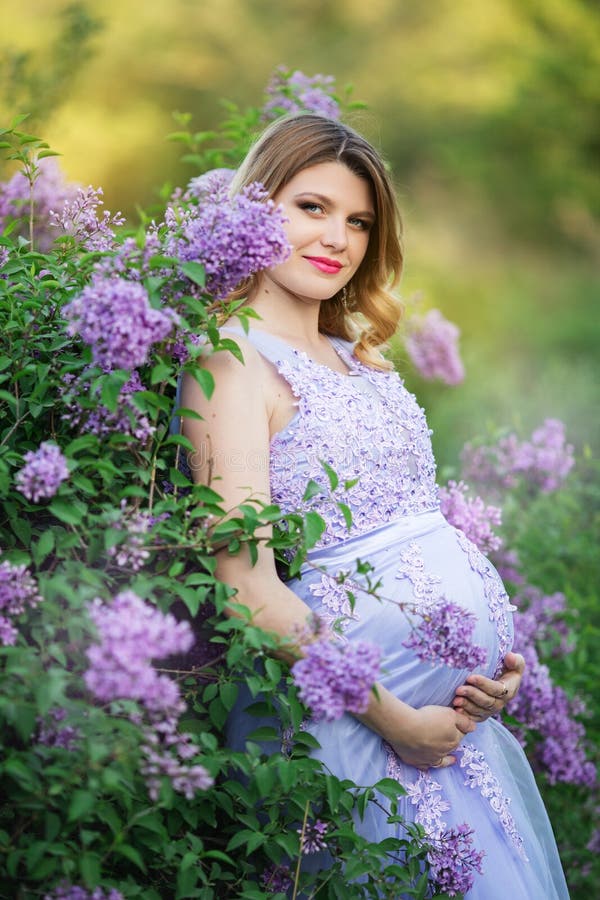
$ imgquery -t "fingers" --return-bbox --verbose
[454,711,477,734]
[429,754,456,769]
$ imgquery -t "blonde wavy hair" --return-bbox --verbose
[226,113,404,370]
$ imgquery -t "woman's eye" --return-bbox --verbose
[349,217,371,231]
[299,201,323,214]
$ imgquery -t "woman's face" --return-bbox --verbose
[261,161,375,304]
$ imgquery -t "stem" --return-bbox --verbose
[292,799,310,900]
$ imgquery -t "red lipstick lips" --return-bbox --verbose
[304,256,343,274]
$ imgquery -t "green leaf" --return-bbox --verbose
[303,511,326,548]
[32,529,55,565]
[181,261,206,287]
[49,498,86,525]
[100,369,130,412]
[337,501,353,531]
[302,479,323,502]
[114,843,147,872]
[189,366,215,399]
[321,459,339,491]
[67,790,96,822]
[79,852,101,887]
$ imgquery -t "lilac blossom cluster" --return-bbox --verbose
[0,157,77,250]
[84,591,213,799]
[165,180,291,300]
[61,369,154,442]
[84,590,193,713]
[299,818,329,854]
[291,638,381,722]
[94,229,163,283]
[403,600,487,671]
[461,419,575,494]
[106,502,153,571]
[37,707,80,751]
[261,864,294,894]
[0,556,43,645]
[15,441,69,502]
[262,67,340,121]
[44,884,123,900]
[64,275,178,370]
[505,589,596,787]
[506,643,596,787]
[49,185,125,252]
[404,309,465,386]
[427,825,485,897]
[439,480,503,555]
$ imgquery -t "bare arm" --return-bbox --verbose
[181,338,475,768]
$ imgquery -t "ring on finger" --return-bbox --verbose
[431,757,445,768]
[501,685,509,697]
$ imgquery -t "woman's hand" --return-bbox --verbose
[388,704,476,770]
[452,651,525,723]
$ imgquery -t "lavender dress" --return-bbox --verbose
[221,326,569,898]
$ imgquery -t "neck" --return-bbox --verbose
[247,280,325,347]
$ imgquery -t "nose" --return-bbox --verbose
[320,216,348,252]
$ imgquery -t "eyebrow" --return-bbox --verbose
[294,191,376,220]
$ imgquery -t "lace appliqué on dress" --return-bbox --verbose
[459,742,529,862]
[395,541,443,613]
[454,529,515,673]
[308,572,359,637]
[269,346,439,549]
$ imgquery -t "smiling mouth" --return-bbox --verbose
[304,256,343,274]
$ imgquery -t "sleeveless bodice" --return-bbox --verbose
[224,327,439,548]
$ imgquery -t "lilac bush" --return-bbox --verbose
[15,441,69,502]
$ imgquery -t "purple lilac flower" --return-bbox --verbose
[165,181,291,300]
[512,586,574,657]
[84,591,213,799]
[0,245,9,268]
[0,157,78,250]
[490,547,525,586]
[428,824,485,897]
[37,707,80,751]
[261,864,294,894]
[84,590,193,714]
[15,441,69,502]
[262,67,340,121]
[506,644,596,787]
[94,229,163,282]
[0,557,42,646]
[185,168,236,201]
[61,369,154,442]
[140,726,213,801]
[299,818,329,854]
[403,600,487,671]
[439,480,503,555]
[404,309,465,385]
[44,884,124,900]
[461,419,575,495]
[106,501,153,571]
[49,185,125,251]
[291,638,381,722]
[63,275,178,370]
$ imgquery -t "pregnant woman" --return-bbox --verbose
[180,112,569,898]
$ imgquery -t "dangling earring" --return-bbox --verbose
[339,285,349,310]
